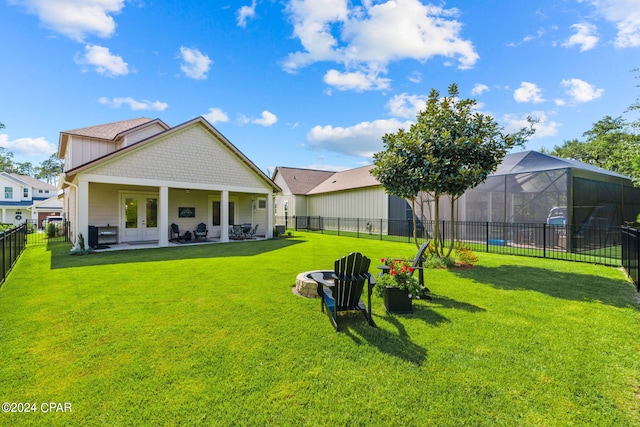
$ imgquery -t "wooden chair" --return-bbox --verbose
[311,252,376,331]
[378,240,431,298]
[193,222,208,240]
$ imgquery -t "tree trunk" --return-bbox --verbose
[432,193,442,257]
[445,196,457,258]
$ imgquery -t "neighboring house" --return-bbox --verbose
[273,165,411,225]
[58,116,281,247]
[0,172,59,226]
[274,150,640,230]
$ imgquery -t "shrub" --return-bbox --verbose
[46,222,58,238]
[455,242,479,265]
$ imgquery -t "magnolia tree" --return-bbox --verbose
[372,83,535,256]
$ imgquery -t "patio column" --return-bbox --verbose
[266,192,274,238]
[77,180,89,247]
[221,190,229,242]
[1,208,5,223]
[158,186,169,247]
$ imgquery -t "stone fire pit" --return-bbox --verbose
[294,270,334,298]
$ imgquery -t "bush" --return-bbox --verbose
[455,242,479,265]
[46,222,59,238]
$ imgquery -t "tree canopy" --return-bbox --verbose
[372,83,535,256]
[547,116,640,185]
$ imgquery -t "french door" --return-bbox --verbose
[121,193,159,242]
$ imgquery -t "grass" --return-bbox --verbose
[1,232,639,426]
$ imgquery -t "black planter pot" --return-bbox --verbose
[383,287,412,313]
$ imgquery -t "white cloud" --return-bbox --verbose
[306,118,413,158]
[99,97,168,111]
[179,47,212,80]
[76,44,128,77]
[240,111,278,127]
[562,23,598,51]
[0,134,56,157]
[561,78,604,102]
[303,164,351,172]
[11,0,124,42]
[407,71,422,83]
[237,1,256,28]
[386,93,428,118]
[323,69,391,91]
[283,0,478,89]
[204,108,229,124]
[503,111,559,139]
[585,0,640,47]
[514,82,545,103]
[471,83,489,96]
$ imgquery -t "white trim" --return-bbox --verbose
[80,173,268,195]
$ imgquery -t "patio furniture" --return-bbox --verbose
[377,240,431,299]
[193,222,208,241]
[247,224,259,238]
[170,223,191,242]
[310,252,376,332]
[230,225,244,240]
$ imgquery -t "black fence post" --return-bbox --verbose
[485,222,489,253]
[380,219,383,241]
[543,223,547,258]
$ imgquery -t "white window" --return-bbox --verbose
[257,198,266,210]
[23,188,29,198]
[5,187,12,199]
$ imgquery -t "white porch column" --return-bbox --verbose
[266,192,274,238]
[78,180,89,247]
[1,208,5,223]
[158,186,169,247]
[221,190,229,242]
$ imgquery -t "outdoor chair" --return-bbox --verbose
[378,240,431,299]
[247,224,258,238]
[310,252,376,332]
[193,222,208,241]
[170,223,191,242]
[230,225,244,240]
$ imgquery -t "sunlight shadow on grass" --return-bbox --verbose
[48,239,305,269]
[452,265,636,308]
[343,316,428,366]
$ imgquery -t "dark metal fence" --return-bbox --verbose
[291,216,623,267]
[621,226,639,291]
[0,223,28,288]
[25,219,70,245]
[0,220,70,289]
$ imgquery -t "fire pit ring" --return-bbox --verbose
[294,270,334,298]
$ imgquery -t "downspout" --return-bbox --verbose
[59,176,79,248]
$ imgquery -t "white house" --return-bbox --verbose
[0,172,59,226]
[58,116,281,248]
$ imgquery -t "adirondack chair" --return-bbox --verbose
[378,240,431,298]
[310,252,376,331]
[193,222,208,240]
[170,223,190,242]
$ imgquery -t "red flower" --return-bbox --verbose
[390,269,397,275]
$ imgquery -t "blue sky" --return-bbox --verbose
[1,0,640,174]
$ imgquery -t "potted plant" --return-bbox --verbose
[374,259,425,313]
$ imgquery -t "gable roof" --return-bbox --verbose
[8,174,58,192]
[62,116,281,192]
[0,172,57,192]
[274,167,335,194]
[307,165,379,194]
[58,117,170,158]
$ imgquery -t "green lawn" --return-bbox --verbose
[1,232,639,426]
